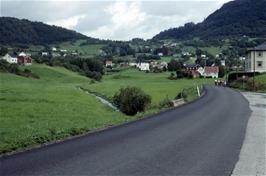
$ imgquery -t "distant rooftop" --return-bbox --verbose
[248,43,266,51]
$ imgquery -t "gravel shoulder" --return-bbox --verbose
[232,92,266,176]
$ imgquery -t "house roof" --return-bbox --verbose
[8,53,17,58]
[248,43,266,51]
[184,64,200,68]
[204,66,219,74]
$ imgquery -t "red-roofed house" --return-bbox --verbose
[17,56,32,65]
[197,66,219,78]
[105,60,113,67]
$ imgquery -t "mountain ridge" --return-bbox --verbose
[153,0,266,40]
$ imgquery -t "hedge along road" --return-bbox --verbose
[0,85,251,176]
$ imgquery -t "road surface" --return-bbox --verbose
[0,85,251,176]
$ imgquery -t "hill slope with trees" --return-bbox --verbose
[0,17,97,45]
[153,0,266,40]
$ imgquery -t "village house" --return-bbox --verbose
[60,49,67,53]
[105,60,113,67]
[198,66,219,78]
[221,60,226,66]
[129,62,138,67]
[52,52,61,57]
[17,55,32,65]
[158,53,164,57]
[1,53,17,63]
[245,43,266,73]
[184,64,201,78]
[137,62,150,71]
[42,52,49,56]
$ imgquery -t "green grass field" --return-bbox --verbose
[57,40,105,56]
[0,64,214,154]
[199,47,222,56]
[0,64,133,154]
[160,56,175,62]
[81,69,214,107]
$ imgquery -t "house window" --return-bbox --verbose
[257,52,263,57]
[257,61,263,67]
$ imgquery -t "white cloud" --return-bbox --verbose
[47,15,86,29]
[1,0,233,40]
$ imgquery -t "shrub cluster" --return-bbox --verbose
[229,78,265,92]
[0,60,39,78]
[159,96,174,108]
[113,87,151,116]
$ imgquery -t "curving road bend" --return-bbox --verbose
[0,85,251,176]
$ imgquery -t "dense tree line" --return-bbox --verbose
[136,54,160,62]
[34,56,104,81]
[101,42,135,56]
[0,17,97,45]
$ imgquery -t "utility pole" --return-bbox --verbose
[253,50,255,91]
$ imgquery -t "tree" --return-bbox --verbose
[113,87,151,116]
[0,47,8,56]
[168,59,183,71]
[218,65,225,78]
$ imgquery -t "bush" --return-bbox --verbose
[113,87,151,116]
[176,70,184,78]
[168,73,176,80]
[175,92,187,99]
[159,96,174,108]
[229,78,265,91]
[246,79,265,91]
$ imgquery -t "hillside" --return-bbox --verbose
[0,17,98,45]
[153,0,266,40]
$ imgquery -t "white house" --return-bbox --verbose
[158,53,164,57]
[129,62,138,67]
[1,53,17,63]
[52,52,61,57]
[201,54,206,58]
[60,49,67,53]
[221,60,226,66]
[137,63,150,71]
[42,52,49,56]
[52,47,57,51]
[245,43,266,73]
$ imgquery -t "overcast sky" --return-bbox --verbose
[1,0,231,40]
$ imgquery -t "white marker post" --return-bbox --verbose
[197,85,200,97]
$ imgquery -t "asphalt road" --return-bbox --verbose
[0,85,251,176]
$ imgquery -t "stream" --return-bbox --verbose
[78,87,119,111]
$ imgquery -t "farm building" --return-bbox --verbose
[17,56,32,65]
[1,53,17,64]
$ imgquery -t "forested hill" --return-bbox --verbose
[153,0,266,40]
[0,17,97,45]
